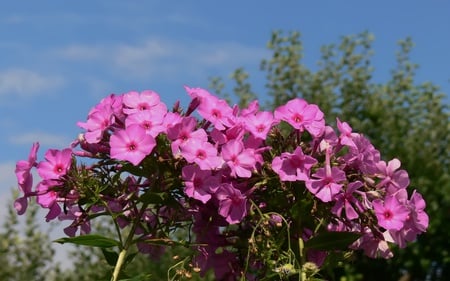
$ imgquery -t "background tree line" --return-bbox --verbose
[1,30,448,280]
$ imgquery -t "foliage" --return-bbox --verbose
[0,190,61,281]
[210,30,449,280]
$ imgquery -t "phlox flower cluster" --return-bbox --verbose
[14,86,428,279]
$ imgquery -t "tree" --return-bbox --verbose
[0,190,61,281]
[210,30,449,280]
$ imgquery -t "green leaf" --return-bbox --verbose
[304,232,360,251]
[139,191,168,204]
[101,248,119,266]
[53,234,120,248]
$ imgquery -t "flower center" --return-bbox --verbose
[292,113,303,123]
[196,150,206,160]
[383,210,393,220]
[128,142,137,151]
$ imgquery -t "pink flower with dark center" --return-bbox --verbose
[306,167,346,202]
[271,146,317,181]
[167,117,207,156]
[215,183,248,224]
[243,111,278,140]
[122,90,167,115]
[182,165,220,203]
[373,195,409,231]
[180,139,222,170]
[125,110,166,137]
[110,125,156,166]
[77,106,116,144]
[221,139,256,178]
[274,98,325,137]
[331,181,365,220]
[375,158,410,194]
[194,89,234,130]
[36,179,62,221]
[37,148,72,180]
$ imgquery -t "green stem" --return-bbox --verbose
[112,248,128,281]
[111,203,149,281]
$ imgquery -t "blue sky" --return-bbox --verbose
[1,1,449,218]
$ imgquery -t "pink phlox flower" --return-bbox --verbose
[215,183,248,224]
[182,165,221,203]
[109,125,156,166]
[36,179,62,221]
[122,90,167,115]
[240,100,259,117]
[407,190,429,232]
[306,166,346,202]
[59,205,91,237]
[37,148,72,180]
[271,146,317,182]
[373,195,409,231]
[343,134,381,174]
[221,139,256,178]
[336,118,358,148]
[180,139,223,170]
[166,117,207,156]
[162,111,182,131]
[331,181,365,220]
[385,189,429,248]
[274,98,325,137]
[184,85,213,100]
[243,111,278,140]
[14,142,39,215]
[351,228,393,259]
[125,109,166,138]
[210,124,245,145]
[195,90,234,130]
[375,158,410,194]
[77,106,116,144]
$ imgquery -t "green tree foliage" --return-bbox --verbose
[0,190,61,281]
[210,30,449,280]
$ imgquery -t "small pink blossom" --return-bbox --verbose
[306,166,346,203]
[180,139,222,170]
[243,111,277,140]
[193,88,234,130]
[221,139,256,178]
[166,117,207,156]
[274,98,325,137]
[125,110,166,137]
[336,118,358,148]
[182,165,220,203]
[216,183,248,224]
[271,146,317,181]
[122,90,167,115]
[373,195,409,231]
[36,179,62,221]
[110,125,156,165]
[37,148,72,180]
[331,181,365,220]
[375,158,410,194]
[14,142,40,215]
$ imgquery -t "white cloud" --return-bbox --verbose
[56,38,268,80]
[9,132,71,148]
[0,69,65,98]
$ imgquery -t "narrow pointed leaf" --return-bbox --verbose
[53,234,120,248]
[304,231,360,251]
